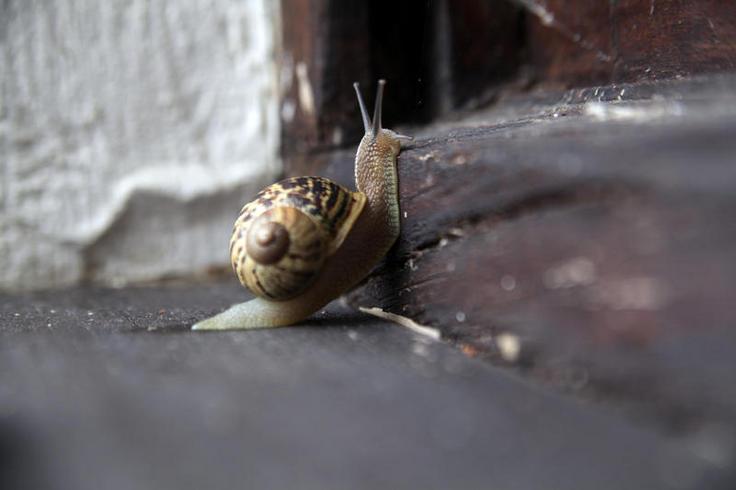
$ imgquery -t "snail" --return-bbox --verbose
[192,80,411,330]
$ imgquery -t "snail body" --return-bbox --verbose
[193,80,410,330]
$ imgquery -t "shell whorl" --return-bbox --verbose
[246,215,290,265]
[236,207,326,300]
[230,176,366,301]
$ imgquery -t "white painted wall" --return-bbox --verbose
[1,0,281,290]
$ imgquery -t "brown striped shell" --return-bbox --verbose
[230,176,366,301]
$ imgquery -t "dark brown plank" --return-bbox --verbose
[525,0,736,86]
[279,0,370,159]
[280,0,736,151]
[278,0,525,174]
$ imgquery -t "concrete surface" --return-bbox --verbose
[0,280,733,490]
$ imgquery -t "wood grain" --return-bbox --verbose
[526,0,736,86]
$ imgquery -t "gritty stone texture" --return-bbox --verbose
[0,0,281,290]
[1,281,733,489]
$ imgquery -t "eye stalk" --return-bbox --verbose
[371,79,385,136]
[353,79,387,138]
[353,81,372,134]
[353,80,412,143]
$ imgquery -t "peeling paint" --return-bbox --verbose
[66,164,273,247]
[496,333,521,363]
[585,101,686,122]
[0,0,281,291]
[417,151,438,162]
[296,61,316,116]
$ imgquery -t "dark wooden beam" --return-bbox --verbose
[525,0,736,86]
[279,0,371,161]
[279,0,525,175]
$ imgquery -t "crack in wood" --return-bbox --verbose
[509,0,613,62]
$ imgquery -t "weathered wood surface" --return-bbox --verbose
[525,0,736,86]
[3,283,723,489]
[279,0,736,160]
[291,75,736,435]
[278,0,525,175]
[279,0,370,158]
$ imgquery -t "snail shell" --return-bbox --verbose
[192,79,410,331]
[230,176,366,300]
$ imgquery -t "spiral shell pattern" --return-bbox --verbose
[230,176,366,301]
